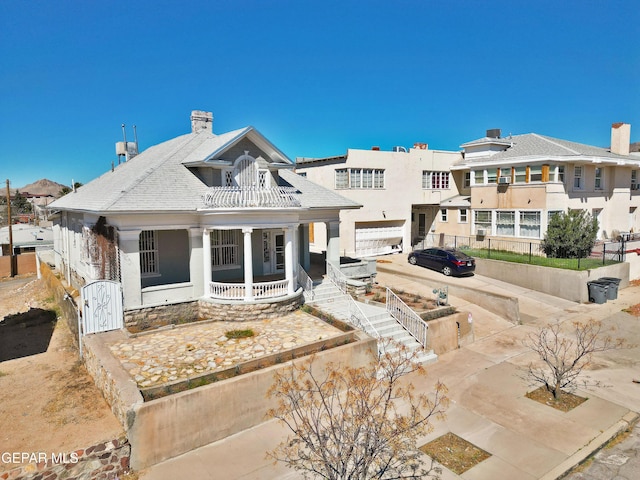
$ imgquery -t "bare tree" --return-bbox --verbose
[523,319,624,399]
[266,341,448,480]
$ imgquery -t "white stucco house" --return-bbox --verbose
[295,144,464,257]
[48,111,359,326]
[452,123,640,241]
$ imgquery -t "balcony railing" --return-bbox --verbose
[209,279,289,300]
[203,186,301,208]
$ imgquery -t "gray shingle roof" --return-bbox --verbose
[49,127,360,213]
[458,133,639,166]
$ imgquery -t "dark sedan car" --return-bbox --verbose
[407,247,476,276]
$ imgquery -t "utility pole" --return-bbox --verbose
[6,179,15,277]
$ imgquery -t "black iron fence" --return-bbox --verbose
[413,234,625,271]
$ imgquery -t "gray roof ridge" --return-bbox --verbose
[530,132,581,155]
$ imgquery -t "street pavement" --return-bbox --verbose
[139,254,640,479]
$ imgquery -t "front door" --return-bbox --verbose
[263,230,285,274]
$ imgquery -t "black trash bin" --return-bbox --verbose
[587,281,608,304]
[598,277,621,300]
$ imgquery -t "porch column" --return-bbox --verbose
[243,227,254,300]
[202,229,211,296]
[118,229,142,308]
[326,220,340,266]
[285,226,295,294]
[292,224,300,283]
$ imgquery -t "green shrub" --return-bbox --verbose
[225,329,255,339]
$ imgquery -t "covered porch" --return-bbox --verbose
[202,223,338,302]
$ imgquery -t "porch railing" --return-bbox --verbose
[209,279,289,300]
[203,186,301,208]
[386,288,428,349]
[297,264,314,300]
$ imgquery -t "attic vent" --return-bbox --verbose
[486,129,501,139]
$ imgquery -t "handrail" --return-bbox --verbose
[325,261,382,347]
[325,260,347,293]
[385,288,429,349]
[297,264,314,300]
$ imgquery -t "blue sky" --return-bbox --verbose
[1,0,639,189]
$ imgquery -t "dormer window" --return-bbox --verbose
[223,152,270,188]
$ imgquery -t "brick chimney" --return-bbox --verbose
[191,110,213,134]
[610,122,631,156]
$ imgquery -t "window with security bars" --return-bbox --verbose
[211,230,240,269]
[422,171,450,189]
[140,230,159,276]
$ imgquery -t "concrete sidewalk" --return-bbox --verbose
[139,254,640,479]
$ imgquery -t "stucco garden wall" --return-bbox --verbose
[475,258,630,303]
[128,335,378,470]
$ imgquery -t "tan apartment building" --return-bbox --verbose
[452,123,640,242]
[295,144,464,257]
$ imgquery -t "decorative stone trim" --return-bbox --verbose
[198,291,303,322]
[0,436,130,480]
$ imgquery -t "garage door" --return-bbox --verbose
[355,225,404,257]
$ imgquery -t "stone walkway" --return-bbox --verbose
[109,310,342,388]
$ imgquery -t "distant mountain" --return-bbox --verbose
[17,179,68,197]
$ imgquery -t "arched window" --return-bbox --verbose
[233,152,258,187]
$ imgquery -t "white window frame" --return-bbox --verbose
[474,210,491,234]
[529,165,542,182]
[631,170,637,189]
[574,166,584,190]
[459,208,468,223]
[594,167,603,190]
[514,166,526,183]
[496,210,515,236]
[422,171,450,190]
[373,169,385,189]
[335,169,348,189]
[464,172,471,188]
[440,208,448,222]
[211,230,240,271]
[140,230,159,277]
[519,211,541,238]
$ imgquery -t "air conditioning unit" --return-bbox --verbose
[498,176,510,184]
[476,229,486,236]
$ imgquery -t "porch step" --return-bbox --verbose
[303,278,437,365]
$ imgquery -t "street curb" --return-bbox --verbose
[540,410,640,480]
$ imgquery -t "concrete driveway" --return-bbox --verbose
[139,253,640,480]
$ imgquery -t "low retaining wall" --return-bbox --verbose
[427,311,474,355]
[475,259,630,303]
[124,292,304,331]
[128,335,377,470]
[124,300,199,331]
[198,291,303,322]
[1,436,130,480]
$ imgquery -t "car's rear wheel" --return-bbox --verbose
[442,265,452,276]
[408,256,417,265]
